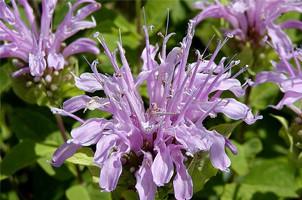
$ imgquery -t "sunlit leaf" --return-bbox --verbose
[66,185,91,200]
[250,82,280,110]
[66,148,95,166]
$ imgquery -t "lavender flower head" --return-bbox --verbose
[194,0,302,57]
[255,48,302,115]
[0,0,100,78]
[51,19,261,200]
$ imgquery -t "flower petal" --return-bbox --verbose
[214,98,261,124]
[209,133,230,171]
[151,142,174,186]
[135,152,157,200]
[99,152,123,192]
[12,67,30,78]
[29,52,46,76]
[47,52,65,70]
[212,78,245,97]
[63,95,110,113]
[52,0,100,50]
[63,38,99,57]
[71,118,110,146]
[267,23,293,58]
[94,134,118,165]
[255,71,287,85]
[51,141,81,167]
[274,91,302,109]
[281,20,302,31]
[74,72,103,92]
[170,146,193,200]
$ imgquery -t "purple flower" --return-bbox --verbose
[51,19,261,199]
[0,0,100,77]
[193,0,302,57]
[255,49,302,115]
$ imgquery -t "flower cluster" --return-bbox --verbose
[255,49,302,115]
[51,19,261,200]
[194,0,302,57]
[0,0,100,78]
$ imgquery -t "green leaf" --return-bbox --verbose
[0,63,12,93]
[250,82,280,110]
[243,138,263,158]
[87,184,112,200]
[0,139,59,180]
[66,185,90,200]
[222,158,299,199]
[0,105,11,141]
[271,114,288,130]
[271,114,293,151]
[242,158,298,198]
[0,190,20,200]
[145,0,184,32]
[9,108,57,141]
[120,190,138,200]
[169,1,186,23]
[210,121,241,137]
[88,165,100,184]
[12,77,49,106]
[37,157,56,176]
[188,153,218,193]
[230,138,262,176]
[229,142,249,175]
[221,183,237,200]
[66,148,95,166]
[0,140,37,180]
[34,143,57,157]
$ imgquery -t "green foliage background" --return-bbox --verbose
[1,0,302,199]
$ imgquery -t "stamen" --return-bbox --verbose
[282,57,295,77]
[232,65,249,78]
[93,33,120,72]
[201,35,215,58]
[119,28,122,47]
[142,7,147,27]
[51,108,85,124]
[293,50,301,74]
[165,8,170,36]
[196,99,225,123]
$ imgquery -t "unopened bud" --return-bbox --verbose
[45,75,52,83]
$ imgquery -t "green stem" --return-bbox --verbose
[54,114,68,141]
[237,46,259,142]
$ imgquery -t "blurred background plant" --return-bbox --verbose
[0,0,302,200]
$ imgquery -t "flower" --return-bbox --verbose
[51,19,261,200]
[0,0,101,78]
[255,49,302,115]
[193,0,302,57]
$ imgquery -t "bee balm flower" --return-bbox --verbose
[51,20,261,200]
[193,0,302,57]
[0,0,101,78]
[255,49,302,115]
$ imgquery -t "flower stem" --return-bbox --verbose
[54,114,68,142]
